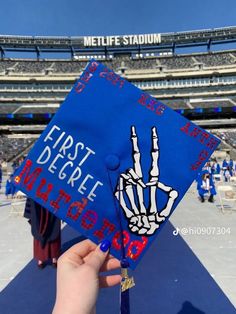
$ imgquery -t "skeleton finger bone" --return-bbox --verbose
[141,215,151,229]
[127,168,146,188]
[131,126,147,214]
[115,177,134,219]
[125,185,140,215]
[147,222,160,235]
[130,225,139,233]
[159,190,178,218]
[149,127,159,184]
[149,127,160,214]
[155,213,166,223]
[138,227,149,235]
[131,126,143,178]
[121,173,136,185]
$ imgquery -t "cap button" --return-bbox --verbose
[105,154,120,170]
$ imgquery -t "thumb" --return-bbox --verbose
[86,239,111,272]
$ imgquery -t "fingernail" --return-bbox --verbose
[100,239,111,252]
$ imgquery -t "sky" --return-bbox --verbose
[0,0,236,37]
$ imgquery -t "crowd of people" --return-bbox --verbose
[196,158,236,203]
[0,51,235,75]
[0,136,34,163]
[214,130,236,149]
[205,158,235,180]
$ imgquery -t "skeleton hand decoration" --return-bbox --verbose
[115,126,178,236]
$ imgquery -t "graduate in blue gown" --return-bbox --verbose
[205,162,212,174]
[0,165,2,190]
[211,161,217,174]
[229,159,234,176]
[216,162,221,174]
[222,159,231,181]
[222,159,228,170]
[197,170,216,203]
[5,174,16,198]
[223,166,231,182]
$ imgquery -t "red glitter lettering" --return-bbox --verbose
[180,122,219,152]
[127,237,148,261]
[146,99,157,111]
[75,81,86,94]
[50,189,71,212]
[66,198,88,221]
[112,231,130,250]
[119,79,125,89]
[81,71,93,83]
[138,93,149,106]
[36,178,53,202]
[206,137,219,150]
[199,132,210,144]
[138,94,165,115]
[189,127,201,138]
[15,159,42,191]
[93,218,116,242]
[88,61,99,73]
[81,210,98,230]
[191,150,209,170]
[156,104,166,115]
[180,122,191,134]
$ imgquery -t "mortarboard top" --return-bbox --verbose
[13,60,220,269]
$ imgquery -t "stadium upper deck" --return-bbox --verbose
[0,26,236,128]
[1,26,236,56]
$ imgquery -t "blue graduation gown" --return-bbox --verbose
[197,171,216,197]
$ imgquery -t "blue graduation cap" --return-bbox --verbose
[13,60,220,269]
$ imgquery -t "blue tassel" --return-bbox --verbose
[106,170,134,314]
[120,259,131,314]
[120,288,130,314]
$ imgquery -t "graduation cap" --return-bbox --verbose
[13,60,220,271]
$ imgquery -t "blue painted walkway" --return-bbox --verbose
[0,222,235,314]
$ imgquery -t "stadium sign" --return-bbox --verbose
[83,34,161,47]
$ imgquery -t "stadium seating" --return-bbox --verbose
[0,51,236,74]
[14,61,54,74]
[52,61,86,73]
[0,61,17,73]
[189,100,232,108]
[212,129,236,149]
[194,53,236,67]
[0,104,21,113]
[0,44,236,163]
[0,136,36,162]
[159,99,189,109]
[16,105,58,114]
[157,56,195,69]
[222,130,236,148]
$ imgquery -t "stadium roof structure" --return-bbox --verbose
[1,26,236,58]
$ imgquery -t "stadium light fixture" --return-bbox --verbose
[195,108,203,113]
[22,113,33,119]
[43,113,52,119]
[6,113,14,119]
[214,107,222,113]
